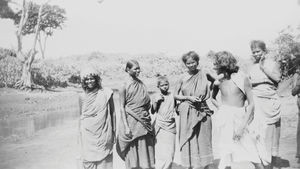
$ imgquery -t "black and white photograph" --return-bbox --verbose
[0,0,300,169]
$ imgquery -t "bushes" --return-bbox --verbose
[32,69,68,89]
[0,49,70,89]
[0,49,270,90]
[68,74,81,84]
[0,49,21,88]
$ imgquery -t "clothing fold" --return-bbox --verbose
[116,79,154,169]
[177,70,213,168]
[215,105,263,169]
[79,88,114,162]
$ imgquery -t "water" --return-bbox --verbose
[0,108,78,141]
[0,90,155,142]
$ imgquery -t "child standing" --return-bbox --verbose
[211,51,264,169]
[78,66,115,169]
[116,60,155,169]
[151,76,177,169]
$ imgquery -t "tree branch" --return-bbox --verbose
[16,0,29,61]
[28,2,45,66]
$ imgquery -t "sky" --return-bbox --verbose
[0,0,300,59]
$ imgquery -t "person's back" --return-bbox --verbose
[212,51,264,169]
[219,78,246,107]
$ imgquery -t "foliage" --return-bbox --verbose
[1,1,66,36]
[0,48,21,88]
[272,26,300,78]
[0,0,67,90]
[32,69,67,89]
[0,0,17,20]
[0,48,68,89]
[68,75,81,84]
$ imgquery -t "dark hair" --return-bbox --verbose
[81,74,101,92]
[157,75,169,87]
[250,40,267,52]
[213,51,239,75]
[125,59,139,72]
[182,51,200,64]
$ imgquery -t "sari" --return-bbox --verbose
[177,70,213,168]
[248,56,281,164]
[153,92,176,169]
[116,79,155,169]
[79,87,114,169]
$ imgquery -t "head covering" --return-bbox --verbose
[80,65,100,79]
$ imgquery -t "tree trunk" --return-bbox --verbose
[19,58,32,89]
[15,2,45,91]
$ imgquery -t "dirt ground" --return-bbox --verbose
[0,87,299,169]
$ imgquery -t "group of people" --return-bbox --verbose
[77,40,300,169]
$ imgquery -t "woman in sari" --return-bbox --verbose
[248,40,282,168]
[291,42,300,163]
[174,51,214,169]
[116,60,155,169]
[78,66,115,169]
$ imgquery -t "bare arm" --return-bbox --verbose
[233,77,255,140]
[260,58,281,83]
[242,77,255,128]
[151,93,163,114]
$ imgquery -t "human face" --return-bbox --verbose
[251,47,264,63]
[128,63,141,78]
[84,75,97,90]
[185,57,198,72]
[158,80,169,94]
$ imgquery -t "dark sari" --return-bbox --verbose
[177,70,213,168]
[116,79,155,169]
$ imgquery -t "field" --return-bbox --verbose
[0,80,299,169]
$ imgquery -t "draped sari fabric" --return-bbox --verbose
[116,79,155,169]
[153,92,176,169]
[292,73,300,158]
[216,105,262,169]
[177,70,213,168]
[154,92,176,134]
[248,57,281,164]
[79,87,114,169]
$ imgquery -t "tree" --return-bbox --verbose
[273,26,300,78]
[0,0,66,90]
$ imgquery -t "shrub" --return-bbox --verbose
[0,49,21,88]
[68,74,81,84]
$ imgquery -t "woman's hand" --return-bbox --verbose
[154,94,164,103]
[233,127,245,141]
[188,96,201,103]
